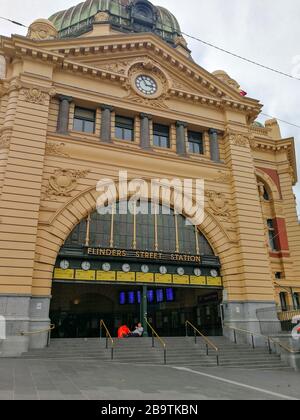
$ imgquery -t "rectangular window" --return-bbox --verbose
[294,293,300,310]
[280,292,288,312]
[73,107,96,133]
[153,124,170,148]
[188,131,204,154]
[115,116,134,141]
[267,219,278,251]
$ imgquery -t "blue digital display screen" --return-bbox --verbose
[147,290,154,304]
[166,288,175,302]
[119,292,126,305]
[128,291,135,305]
[119,288,175,305]
[156,289,164,303]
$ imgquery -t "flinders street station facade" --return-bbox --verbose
[0,0,300,356]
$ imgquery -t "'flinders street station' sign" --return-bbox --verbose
[86,247,202,263]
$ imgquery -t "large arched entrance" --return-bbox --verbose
[50,203,223,338]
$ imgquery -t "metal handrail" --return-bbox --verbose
[185,320,219,366]
[144,318,167,365]
[100,320,115,360]
[19,324,55,347]
[224,325,300,355]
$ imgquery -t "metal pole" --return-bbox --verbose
[216,354,219,366]
[164,348,167,365]
[206,344,209,356]
[251,334,255,349]
[152,333,155,348]
[100,323,102,340]
[142,285,148,337]
[47,330,50,347]
[291,287,296,310]
[194,331,197,344]
[111,347,114,361]
[106,336,108,349]
[185,323,188,338]
[233,329,237,344]
[268,338,272,354]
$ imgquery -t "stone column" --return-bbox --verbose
[209,128,220,162]
[176,121,187,155]
[101,104,114,143]
[0,81,54,355]
[57,95,73,134]
[222,127,280,339]
[140,113,152,149]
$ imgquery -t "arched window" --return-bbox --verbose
[63,202,214,256]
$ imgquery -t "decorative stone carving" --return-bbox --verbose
[174,36,188,49]
[212,70,241,92]
[258,182,266,201]
[212,171,232,184]
[289,166,296,184]
[98,62,130,75]
[249,138,258,150]
[124,93,168,109]
[8,78,22,93]
[0,56,6,80]
[0,133,10,149]
[45,142,69,157]
[27,19,58,41]
[205,191,231,221]
[227,131,253,148]
[94,12,110,22]
[22,87,55,105]
[44,169,89,199]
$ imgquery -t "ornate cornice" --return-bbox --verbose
[1,35,261,117]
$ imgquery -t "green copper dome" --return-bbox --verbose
[49,0,182,46]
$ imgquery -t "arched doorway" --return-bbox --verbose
[50,202,223,337]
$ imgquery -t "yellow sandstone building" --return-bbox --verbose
[0,0,300,356]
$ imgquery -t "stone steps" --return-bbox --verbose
[20,336,292,370]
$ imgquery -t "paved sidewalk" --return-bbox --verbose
[0,359,299,400]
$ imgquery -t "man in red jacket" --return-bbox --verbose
[117,325,131,338]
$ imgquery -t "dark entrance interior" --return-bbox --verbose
[50,283,222,338]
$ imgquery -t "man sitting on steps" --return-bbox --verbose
[127,322,144,338]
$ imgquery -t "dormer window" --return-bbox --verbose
[132,0,156,28]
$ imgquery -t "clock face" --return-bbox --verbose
[210,269,219,278]
[122,264,131,273]
[135,75,157,96]
[141,265,149,274]
[177,267,185,276]
[194,268,202,277]
[60,260,69,270]
[159,266,168,275]
[102,263,111,272]
[81,261,91,271]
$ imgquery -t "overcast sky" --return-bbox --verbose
[1,0,300,215]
